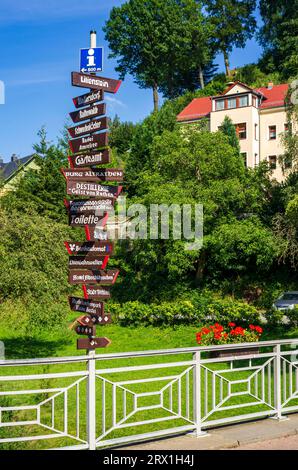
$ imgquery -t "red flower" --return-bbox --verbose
[231,327,245,336]
[254,326,263,334]
[228,322,236,327]
[201,327,210,335]
[249,325,255,330]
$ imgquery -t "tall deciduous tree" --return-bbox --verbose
[104,0,214,111]
[259,0,298,79]
[204,0,257,77]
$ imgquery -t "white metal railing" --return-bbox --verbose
[0,339,298,450]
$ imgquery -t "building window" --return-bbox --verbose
[236,123,247,139]
[239,95,248,107]
[269,125,277,140]
[255,123,258,140]
[252,96,258,107]
[241,152,247,167]
[227,97,237,109]
[268,155,277,169]
[255,154,259,167]
[215,99,225,111]
[284,123,292,133]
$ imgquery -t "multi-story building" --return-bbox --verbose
[177,81,292,182]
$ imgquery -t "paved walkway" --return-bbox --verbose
[120,414,298,450]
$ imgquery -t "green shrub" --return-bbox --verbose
[108,297,260,327]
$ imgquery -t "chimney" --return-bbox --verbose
[11,154,18,162]
[268,82,274,90]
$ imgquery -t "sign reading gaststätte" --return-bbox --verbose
[68,150,110,168]
[72,71,121,94]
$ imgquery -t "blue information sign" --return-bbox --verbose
[80,48,103,73]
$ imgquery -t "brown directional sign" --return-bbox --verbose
[64,241,113,257]
[69,103,106,123]
[69,297,104,315]
[85,226,109,241]
[77,337,111,350]
[77,313,112,326]
[69,269,119,285]
[69,133,108,154]
[82,285,111,299]
[75,324,96,336]
[68,150,111,168]
[73,89,104,109]
[66,180,122,199]
[65,199,115,214]
[61,168,124,182]
[68,256,109,270]
[72,72,122,94]
[69,212,109,227]
[68,117,108,138]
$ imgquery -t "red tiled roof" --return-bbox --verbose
[255,84,289,109]
[177,96,212,122]
[177,83,289,122]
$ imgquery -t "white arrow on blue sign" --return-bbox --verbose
[80,47,103,73]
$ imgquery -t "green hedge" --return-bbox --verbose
[108,298,260,327]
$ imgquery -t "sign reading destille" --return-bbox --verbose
[64,241,113,257]
[73,89,104,109]
[69,212,109,227]
[66,180,122,199]
[69,256,109,270]
[77,314,112,326]
[62,168,124,182]
[68,117,108,138]
[72,72,122,94]
[69,103,106,123]
[77,337,111,350]
[82,285,111,299]
[75,325,96,336]
[69,297,104,315]
[68,150,111,168]
[69,269,119,285]
[65,199,115,214]
[69,133,108,154]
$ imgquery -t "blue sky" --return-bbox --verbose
[0,0,263,161]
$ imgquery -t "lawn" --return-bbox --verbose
[0,323,298,450]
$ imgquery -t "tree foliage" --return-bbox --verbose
[104,0,215,110]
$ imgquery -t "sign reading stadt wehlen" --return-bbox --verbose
[72,72,122,94]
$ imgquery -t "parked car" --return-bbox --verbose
[273,292,298,311]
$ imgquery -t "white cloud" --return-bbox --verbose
[105,95,127,109]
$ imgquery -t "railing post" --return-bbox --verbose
[192,351,207,437]
[272,344,286,420]
[87,350,96,450]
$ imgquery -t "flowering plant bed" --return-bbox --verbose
[196,323,263,357]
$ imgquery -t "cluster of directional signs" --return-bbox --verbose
[62,70,123,350]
